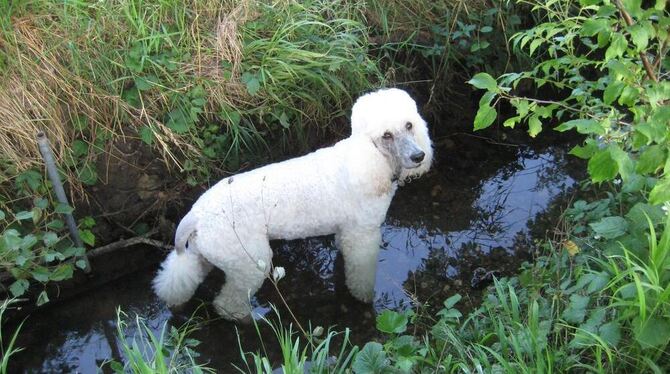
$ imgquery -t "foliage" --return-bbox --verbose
[0,168,94,305]
[0,299,24,374]
[468,0,669,205]
[103,308,213,374]
[237,307,359,374]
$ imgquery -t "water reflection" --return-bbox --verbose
[10,143,582,372]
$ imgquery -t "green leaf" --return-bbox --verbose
[3,229,22,250]
[50,264,74,281]
[31,266,50,282]
[15,210,34,221]
[636,145,667,174]
[629,24,649,51]
[649,177,670,205]
[528,114,542,137]
[588,148,618,183]
[590,216,628,239]
[626,203,665,231]
[9,279,29,297]
[554,119,603,135]
[634,317,670,348]
[605,33,627,60]
[20,234,38,251]
[599,321,621,347]
[352,342,388,374]
[603,80,624,105]
[618,86,639,106]
[36,290,50,306]
[166,109,190,133]
[609,145,634,182]
[581,18,609,37]
[71,140,89,158]
[562,294,590,324]
[80,229,95,246]
[569,143,597,159]
[444,294,462,309]
[0,210,5,220]
[473,104,497,130]
[241,72,261,96]
[139,126,154,145]
[55,203,74,214]
[78,163,98,186]
[76,259,88,269]
[43,232,59,247]
[467,73,498,92]
[377,310,408,334]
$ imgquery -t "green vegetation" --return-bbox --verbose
[1,0,668,371]
[104,308,213,373]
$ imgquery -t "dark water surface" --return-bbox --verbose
[10,137,582,373]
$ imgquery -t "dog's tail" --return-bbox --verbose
[152,212,208,306]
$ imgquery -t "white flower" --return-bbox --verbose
[594,235,601,240]
[256,259,267,271]
[272,266,286,282]
[662,203,669,215]
[613,178,621,185]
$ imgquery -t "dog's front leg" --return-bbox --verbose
[337,226,382,303]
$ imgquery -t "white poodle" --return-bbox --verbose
[153,88,433,320]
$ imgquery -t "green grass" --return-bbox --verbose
[104,308,214,374]
[0,299,24,374]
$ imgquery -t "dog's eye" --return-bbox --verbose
[382,132,393,140]
[406,122,413,130]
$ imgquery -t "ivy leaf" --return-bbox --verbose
[588,148,618,183]
[15,210,34,221]
[376,310,408,334]
[467,73,498,92]
[473,104,497,130]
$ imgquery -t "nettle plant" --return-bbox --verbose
[469,0,669,205]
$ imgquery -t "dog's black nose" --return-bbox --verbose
[410,151,425,163]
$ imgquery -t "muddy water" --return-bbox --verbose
[10,136,582,373]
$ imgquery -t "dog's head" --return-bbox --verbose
[351,88,433,183]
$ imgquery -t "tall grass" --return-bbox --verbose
[0,0,386,181]
[236,307,359,374]
[105,308,213,373]
[0,299,24,374]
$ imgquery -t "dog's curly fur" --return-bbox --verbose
[153,88,433,320]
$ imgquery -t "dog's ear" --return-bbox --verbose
[350,94,370,137]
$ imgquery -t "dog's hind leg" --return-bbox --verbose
[209,238,272,321]
[337,226,382,303]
